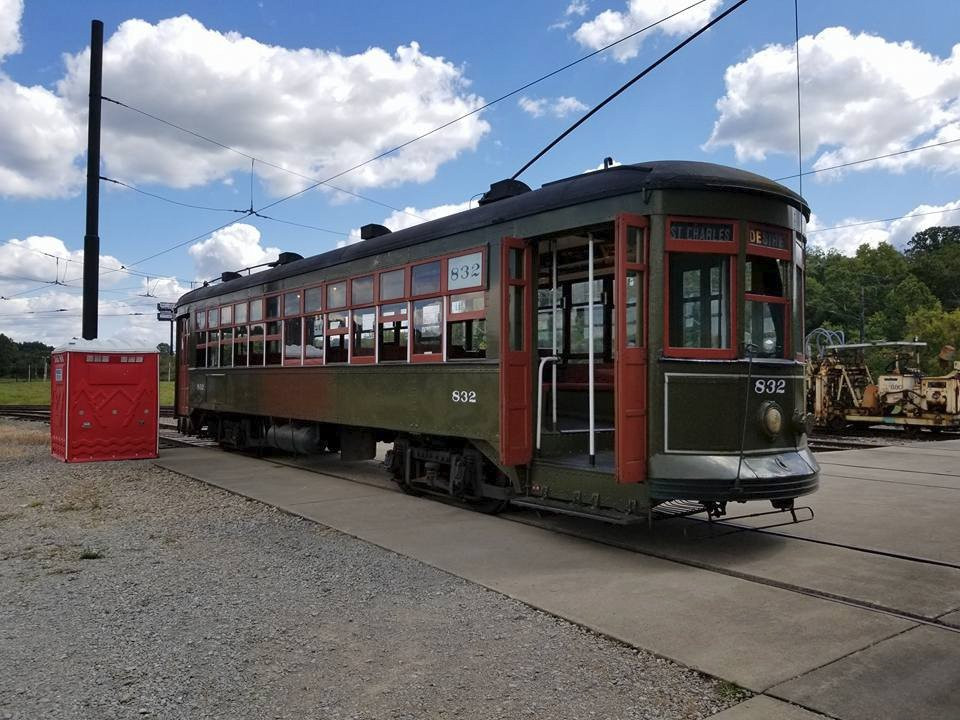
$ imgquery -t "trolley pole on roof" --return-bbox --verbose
[82,19,104,341]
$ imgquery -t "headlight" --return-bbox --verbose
[760,402,783,438]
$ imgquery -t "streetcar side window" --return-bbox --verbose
[326,311,349,363]
[265,319,282,365]
[447,291,486,360]
[352,307,376,360]
[412,298,442,358]
[378,302,408,362]
[284,317,303,365]
[219,327,233,367]
[249,298,263,322]
[744,224,792,358]
[234,325,249,366]
[249,324,265,366]
[304,315,324,364]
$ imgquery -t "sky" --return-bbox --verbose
[1,0,959,346]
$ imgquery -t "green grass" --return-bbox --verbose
[0,380,174,406]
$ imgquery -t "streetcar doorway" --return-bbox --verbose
[535,224,616,469]
[534,216,648,482]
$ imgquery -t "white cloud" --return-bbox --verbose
[705,28,960,178]
[54,16,489,197]
[566,1,590,17]
[518,95,588,118]
[187,223,281,279]
[340,200,472,248]
[0,236,126,295]
[808,198,960,255]
[0,234,181,346]
[0,13,490,200]
[0,1,84,198]
[0,0,23,59]
[573,0,722,62]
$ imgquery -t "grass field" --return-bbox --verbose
[0,380,175,406]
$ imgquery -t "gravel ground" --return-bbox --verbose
[0,419,747,720]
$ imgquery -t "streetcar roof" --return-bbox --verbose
[177,160,809,307]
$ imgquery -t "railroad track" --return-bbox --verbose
[0,405,176,422]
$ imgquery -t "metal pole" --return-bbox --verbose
[168,320,174,382]
[860,285,866,342]
[82,19,104,340]
[551,240,558,429]
[587,234,596,466]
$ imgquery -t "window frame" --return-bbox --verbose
[302,313,325,366]
[663,216,739,360]
[377,301,410,363]
[745,222,792,358]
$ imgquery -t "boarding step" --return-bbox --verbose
[510,497,644,525]
[538,428,614,456]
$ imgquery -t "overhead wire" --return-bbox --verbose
[807,206,960,235]
[101,0,715,225]
[510,0,752,180]
[100,175,250,214]
[775,137,960,181]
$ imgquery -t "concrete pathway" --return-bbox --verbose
[155,443,960,719]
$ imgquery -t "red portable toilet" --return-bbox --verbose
[50,339,160,462]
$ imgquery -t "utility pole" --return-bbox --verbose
[860,283,866,342]
[82,19,104,341]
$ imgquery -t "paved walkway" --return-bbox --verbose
[156,443,960,720]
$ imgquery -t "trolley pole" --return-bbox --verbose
[82,19,104,341]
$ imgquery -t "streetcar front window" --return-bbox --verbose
[668,254,730,350]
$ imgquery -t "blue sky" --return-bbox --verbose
[1,0,959,344]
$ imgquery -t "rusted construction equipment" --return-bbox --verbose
[805,336,960,432]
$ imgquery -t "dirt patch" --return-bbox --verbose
[0,421,49,459]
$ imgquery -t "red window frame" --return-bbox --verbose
[745,222,792,358]
[283,289,302,318]
[325,279,348,310]
[411,297,444,363]
[302,313,325,366]
[303,285,323,314]
[663,216,739,360]
[377,301,409,363]
[378,267,409,303]
[325,310,350,364]
[233,300,248,325]
[350,306,377,365]
[249,297,264,323]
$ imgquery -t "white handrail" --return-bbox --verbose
[551,239,558,430]
[587,234,596,465]
[536,355,560,453]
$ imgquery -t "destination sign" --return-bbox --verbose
[748,227,789,250]
[670,221,734,243]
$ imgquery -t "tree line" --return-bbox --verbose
[806,226,960,372]
[0,335,176,380]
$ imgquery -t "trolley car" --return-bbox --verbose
[174,161,819,522]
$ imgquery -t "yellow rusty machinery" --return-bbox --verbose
[805,331,960,432]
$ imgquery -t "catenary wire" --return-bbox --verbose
[103,0,714,222]
[775,137,960,181]
[511,0,752,180]
[807,206,960,234]
[100,176,250,214]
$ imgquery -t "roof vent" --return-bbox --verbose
[478,179,531,206]
[272,251,303,267]
[220,271,242,283]
[360,223,392,240]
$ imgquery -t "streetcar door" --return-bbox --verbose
[500,237,533,466]
[175,315,190,416]
[614,214,649,483]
